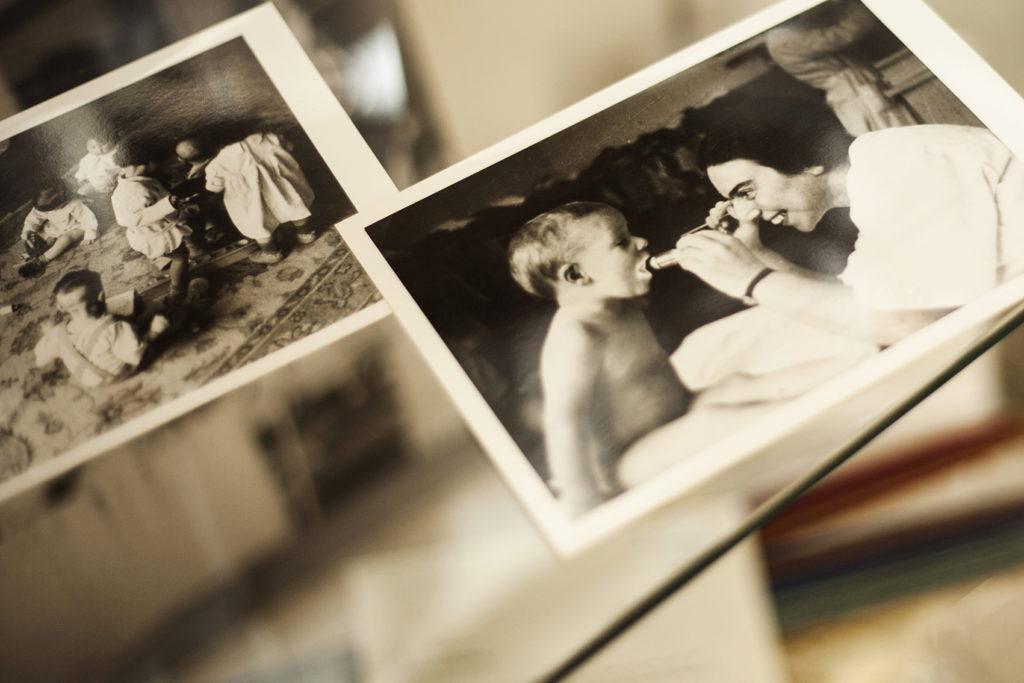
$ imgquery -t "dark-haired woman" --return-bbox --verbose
[674,95,1024,346]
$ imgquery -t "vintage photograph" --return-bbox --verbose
[0,10,392,485]
[345,0,1024,550]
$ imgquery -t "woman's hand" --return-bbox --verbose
[673,229,767,299]
[704,200,736,232]
[705,200,764,251]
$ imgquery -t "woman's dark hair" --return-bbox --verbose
[53,270,106,318]
[683,92,855,175]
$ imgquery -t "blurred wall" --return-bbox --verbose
[927,0,1024,95]
[0,314,468,681]
[393,0,696,160]
[395,0,1024,162]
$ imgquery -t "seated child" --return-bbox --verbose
[35,270,169,387]
[175,133,316,264]
[19,184,99,278]
[509,201,689,517]
[110,149,207,304]
[74,136,121,196]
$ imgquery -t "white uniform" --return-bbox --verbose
[204,132,314,241]
[111,173,190,260]
[841,125,1024,310]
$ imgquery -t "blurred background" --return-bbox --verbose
[3,1,1024,681]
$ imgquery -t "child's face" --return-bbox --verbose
[56,287,93,321]
[571,213,652,300]
[36,188,63,209]
[86,138,112,155]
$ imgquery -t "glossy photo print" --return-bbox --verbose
[343,0,1024,554]
[0,6,394,493]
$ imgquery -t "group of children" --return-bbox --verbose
[22,130,317,388]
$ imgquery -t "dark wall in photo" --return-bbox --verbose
[0,38,354,231]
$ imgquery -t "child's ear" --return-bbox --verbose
[557,263,590,286]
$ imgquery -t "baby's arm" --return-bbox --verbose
[204,158,226,194]
[540,321,605,517]
[21,209,45,241]
[74,156,90,183]
[70,200,99,243]
[33,321,59,368]
[106,321,147,369]
[113,184,176,228]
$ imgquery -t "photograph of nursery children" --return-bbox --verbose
[364,0,1021,518]
[0,38,377,482]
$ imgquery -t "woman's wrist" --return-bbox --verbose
[741,267,774,305]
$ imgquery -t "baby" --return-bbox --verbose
[509,201,688,517]
[19,184,98,278]
[34,270,168,387]
[74,136,121,196]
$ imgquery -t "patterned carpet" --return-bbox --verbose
[0,202,380,481]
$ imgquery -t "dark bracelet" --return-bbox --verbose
[741,267,774,305]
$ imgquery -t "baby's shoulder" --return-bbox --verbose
[542,312,603,363]
[547,309,603,341]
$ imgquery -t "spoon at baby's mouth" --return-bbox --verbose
[646,207,762,270]
[646,222,714,270]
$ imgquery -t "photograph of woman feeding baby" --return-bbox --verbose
[349,0,1024,544]
[0,23,385,485]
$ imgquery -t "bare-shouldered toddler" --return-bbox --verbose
[509,202,689,517]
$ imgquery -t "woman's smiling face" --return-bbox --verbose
[707,159,836,233]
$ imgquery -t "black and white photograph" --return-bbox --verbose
[344,0,1024,552]
[0,7,395,488]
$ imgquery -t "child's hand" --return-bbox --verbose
[147,314,170,339]
[83,234,97,245]
[169,190,200,209]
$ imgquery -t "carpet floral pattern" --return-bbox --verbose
[0,204,379,482]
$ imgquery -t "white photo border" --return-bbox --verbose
[342,0,1024,556]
